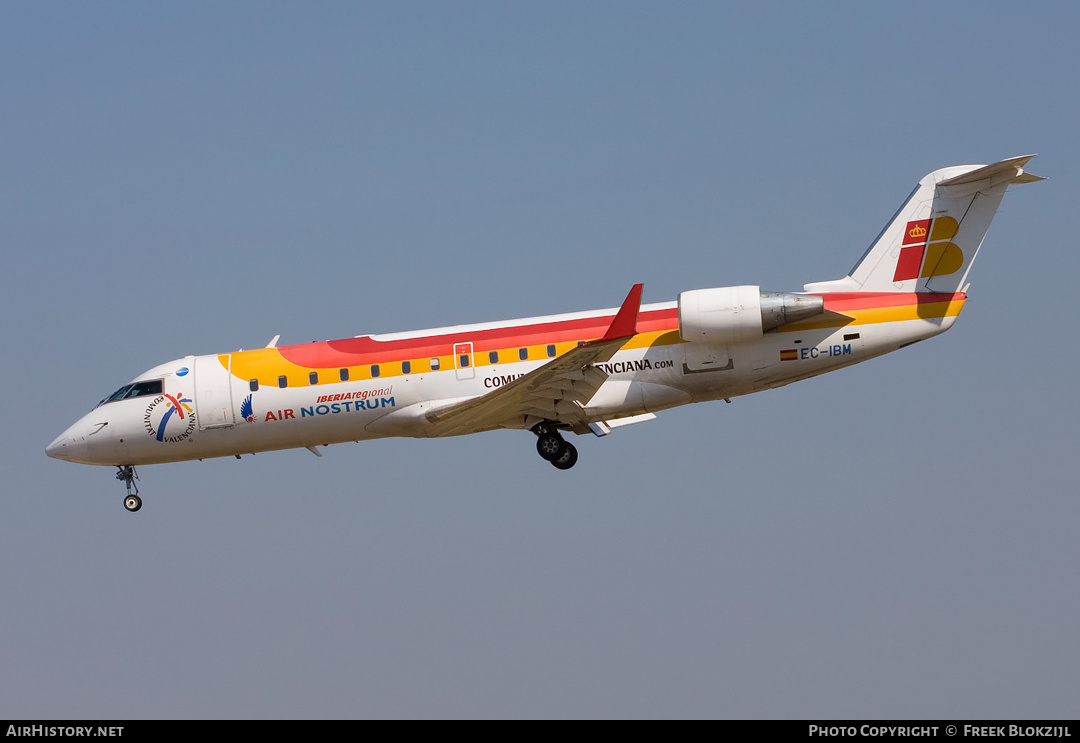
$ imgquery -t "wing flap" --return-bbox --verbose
[424,285,643,437]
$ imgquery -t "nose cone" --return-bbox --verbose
[45,421,93,464]
[46,432,83,462]
[45,433,70,460]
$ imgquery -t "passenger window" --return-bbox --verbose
[278,376,288,388]
[309,371,318,385]
[488,351,499,364]
[430,357,440,371]
[250,379,259,392]
[459,355,470,368]
[547,344,556,358]
[519,348,528,360]
[402,360,411,374]
[371,365,380,378]
[339,368,349,382]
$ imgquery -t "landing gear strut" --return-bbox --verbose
[532,424,579,470]
[116,465,142,512]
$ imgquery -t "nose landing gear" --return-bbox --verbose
[533,425,579,470]
[116,465,142,512]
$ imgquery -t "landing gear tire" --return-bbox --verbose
[536,433,566,462]
[116,465,141,512]
[550,441,578,470]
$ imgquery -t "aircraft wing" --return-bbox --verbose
[424,284,643,436]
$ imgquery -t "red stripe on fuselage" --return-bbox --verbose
[816,292,965,312]
[278,306,680,369]
[273,293,962,369]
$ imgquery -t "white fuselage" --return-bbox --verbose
[46,293,960,467]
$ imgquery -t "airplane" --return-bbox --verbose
[46,156,1042,512]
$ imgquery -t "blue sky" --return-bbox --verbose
[2,2,1078,718]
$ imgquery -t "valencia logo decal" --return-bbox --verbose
[143,394,196,443]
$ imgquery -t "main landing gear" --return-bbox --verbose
[116,465,142,512]
[533,424,578,470]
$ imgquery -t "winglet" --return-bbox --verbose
[600,283,643,341]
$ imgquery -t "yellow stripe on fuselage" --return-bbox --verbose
[224,329,684,389]
[220,298,959,387]
[777,298,965,332]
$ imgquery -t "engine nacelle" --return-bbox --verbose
[677,285,824,345]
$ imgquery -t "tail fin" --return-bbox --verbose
[805,156,1043,294]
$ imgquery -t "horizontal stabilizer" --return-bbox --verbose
[938,154,1043,186]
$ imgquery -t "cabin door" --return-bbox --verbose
[194,354,236,429]
[454,342,475,380]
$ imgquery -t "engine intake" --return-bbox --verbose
[677,286,824,345]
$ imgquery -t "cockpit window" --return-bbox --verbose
[97,379,164,407]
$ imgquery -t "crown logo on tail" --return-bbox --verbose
[894,217,964,282]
